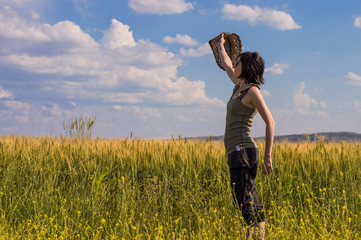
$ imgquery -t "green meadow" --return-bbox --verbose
[0,136,360,239]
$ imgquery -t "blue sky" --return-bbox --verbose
[0,0,361,139]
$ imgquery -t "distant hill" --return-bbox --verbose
[258,132,361,143]
[187,132,361,143]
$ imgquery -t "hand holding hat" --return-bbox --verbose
[209,32,242,71]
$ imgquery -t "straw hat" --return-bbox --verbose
[208,32,242,71]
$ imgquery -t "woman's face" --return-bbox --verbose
[233,54,242,79]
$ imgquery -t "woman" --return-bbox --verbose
[217,33,275,240]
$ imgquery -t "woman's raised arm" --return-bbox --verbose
[217,34,240,85]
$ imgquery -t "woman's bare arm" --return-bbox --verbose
[249,87,275,175]
[217,34,240,85]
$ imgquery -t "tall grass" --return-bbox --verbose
[62,115,97,138]
[0,136,360,239]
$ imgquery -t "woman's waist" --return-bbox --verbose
[224,134,256,145]
[224,125,253,138]
[224,134,257,154]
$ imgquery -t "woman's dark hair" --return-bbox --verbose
[238,52,265,85]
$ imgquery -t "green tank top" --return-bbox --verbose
[224,84,259,154]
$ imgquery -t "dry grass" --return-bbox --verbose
[0,136,360,239]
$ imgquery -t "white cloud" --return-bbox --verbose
[49,21,97,46]
[0,86,13,99]
[198,9,209,16]
[101,19,136,49]
[0,0,47,21]
[293,82,311,108]
[260,90,271,97]
[340,72,361,86]
[163,34,198,46]
[0,97,73,134]
[293,82,328,114]
[128,0,193,15]
[264,107,332,138]
[354,16,361,28]
[0,87,33,126]
[0,6,47,41]
[174,113,190,122]
[222,4,301,30]
[41,102,69,118]
[163,34,212,58]
[0,0,45,7]
[0,7,225,137]
[69,102,79,109]
[99,104,225,138]
[71,0,92,13]
[102,92,145,104]
[312,99,328,109]
[265,63,288,75]
[159,77,225,106]
[353,100,361,113]
[0,6,96,49]
[180,42,212,57]
[4,100,30,111]
[1,99,31,123]
[112,105,161,123]
[0,0,36,4]
[30,10,40,19]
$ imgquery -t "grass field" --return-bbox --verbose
[0,136,360,239]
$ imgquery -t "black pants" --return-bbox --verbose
[228,147,265,226]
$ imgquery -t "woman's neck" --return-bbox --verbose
[238,79,250,90]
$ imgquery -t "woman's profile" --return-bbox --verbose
[217,33,275,240]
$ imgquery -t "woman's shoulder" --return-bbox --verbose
[249,83,260,90]
[248,84,261,94]
[248,84,263,99]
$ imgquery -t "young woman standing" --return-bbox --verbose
[217,33,275,240]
